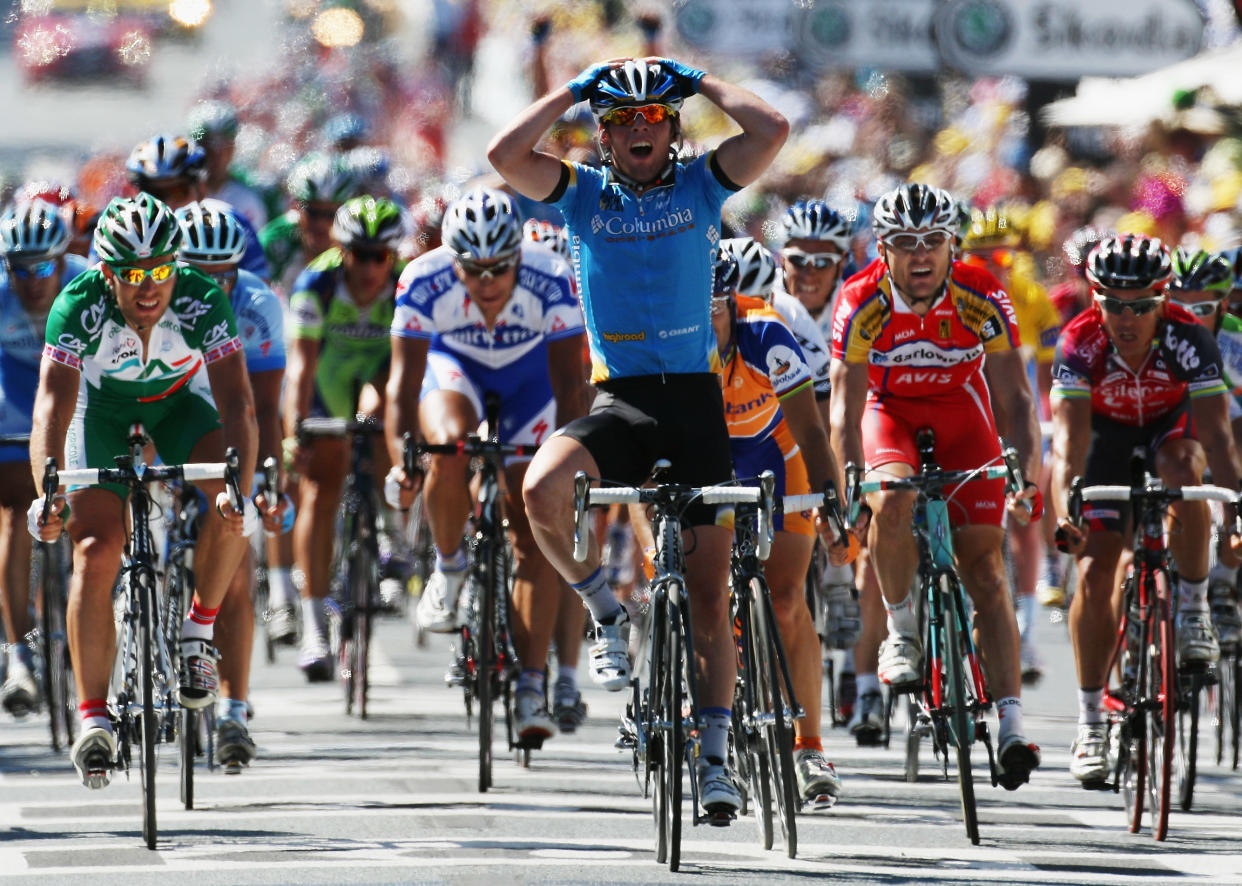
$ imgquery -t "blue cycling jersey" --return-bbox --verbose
[229,268,286,374]
[547,153,738,382]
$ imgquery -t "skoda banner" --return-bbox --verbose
[670,0,1204,80]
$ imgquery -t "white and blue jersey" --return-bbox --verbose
[0,253,89,461]
[392,242,584,447]
[229,268,286,375]
[545,153,739,382]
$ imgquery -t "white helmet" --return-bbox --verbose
[720,237,777,299]
[872,183,958,239]
[175,200,248,265]
[779,200,851,250]
[0,199,70,260]
[442,189,522,260]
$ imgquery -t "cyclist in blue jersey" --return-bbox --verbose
[176,201,290,767]
[489,57,788,815]
[0,200,88,716]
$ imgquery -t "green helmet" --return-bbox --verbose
[93,193,182,264]
[332,195,405,249]
[1169,247,1233,295]
[286,152,360,205]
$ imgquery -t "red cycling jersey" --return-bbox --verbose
[831,259,1020,399]
[1050,302,1228,426]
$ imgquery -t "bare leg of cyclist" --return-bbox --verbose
[551,580,588,731]
[1008,518,1045,683]
[768,530,842,805]
[850,549,887,743]
[684,525,734,728]
[506,460,558,742]
[955,524,1040,787]
[214,548,257,766]
[0,470,38,715]
[866,465,922,687]
[1156,439,1218,663]
[293,437,347,678]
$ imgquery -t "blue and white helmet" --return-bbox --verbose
[780,200,852,250]
[720,237,777,299]
[442,189,522,260]
[589,60,683,123]
[175,200,248,265]
[0,199,71,260]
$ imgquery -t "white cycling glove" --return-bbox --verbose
[384,465,406,510]
[241,498,261,538]
[26,498,46,541]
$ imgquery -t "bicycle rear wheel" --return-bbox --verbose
[942,574,979,845]
[1148,579,1175,841]
[752,584,797,858]
[138,576,158,849]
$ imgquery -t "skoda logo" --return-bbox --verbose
[947,0,1012,57]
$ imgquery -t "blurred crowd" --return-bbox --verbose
[9,0,1242,300]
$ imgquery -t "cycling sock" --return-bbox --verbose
[699,707,731,762]
[7,642,32,670]
[571,566,626,624]
[182,600,219,642]
[216,697,249,724]
[555,666,578,697]
[435,547,468,574]
[1179,577,1209,614]
[1078,687,1105,725]
[79,698,111,732]
[301,596,328,639]
[856,671,880,698]
[268,566,294,608]
[1016,592,1037,645]
[793,736,822,753]
[884,593,918,638]
[516,668,545,696]
[996,696,1024,742]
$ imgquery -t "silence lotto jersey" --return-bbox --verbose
[1050,302,1227,425]
[546,153,737,382]
[831,260,1020,399]
[391,242,584,372]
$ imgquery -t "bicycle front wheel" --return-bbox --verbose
[1176,672,1203,811]
[349,539,376,720]
[138,576,158,849]
[661,592,684,872]
[40,540,76,753]
[476,540,495,793]
[1148,577,1176,841]
[942,574,979,845]
[752,584,797,858]
[733,597,773,849]
[647,587,669,865]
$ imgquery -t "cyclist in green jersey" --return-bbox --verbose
[284,195,406,681]
[28,194,259,788]
[1167,247,1242,650]
[259,153,361,297]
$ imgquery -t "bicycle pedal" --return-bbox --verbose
[615,727,638,750]
[222,759,246,775]
[804,792,838,811]
[702,810,735,827]
[516,734,547,751]
[1080,778,1114,792]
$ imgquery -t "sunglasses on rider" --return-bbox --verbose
[8,258,58,280]
[885,230,952,253]
[455,253,519,279]
[1093,293,1165,316]
[301,204,337,222]
[782,249,842,270]
[110,261,177,286]
[348,246,393,265]
[1170,298,1220,318]
[600,104,675,127]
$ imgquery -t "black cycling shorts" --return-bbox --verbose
[558,373,733,527]
[1083,399,1194,533]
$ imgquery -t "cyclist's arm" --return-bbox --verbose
[1191,391,1242,498]
[28,358,78,491]
[547,333,589,427]
[205,350,258,494]
[250,367,284,484]
[780,384,842,498]
[487,88,577,202]
[828,357,868,475]
[384,334,430,467]
[983,348,1041,481]
[700,75,789,189]
[1050,395,1091,524]
[283,337,319,440]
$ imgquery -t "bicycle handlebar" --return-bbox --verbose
[296,415,384,440]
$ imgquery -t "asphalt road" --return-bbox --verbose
[2,599,1241,884]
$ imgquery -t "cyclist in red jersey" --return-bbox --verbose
[1050,234,1242,784]
[829,183,1044,790]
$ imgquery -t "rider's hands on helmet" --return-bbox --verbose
[652,57,705,97]
[566,62,616,103]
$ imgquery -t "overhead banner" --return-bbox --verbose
[670,0,1205,80]
[934,0,1206,80]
